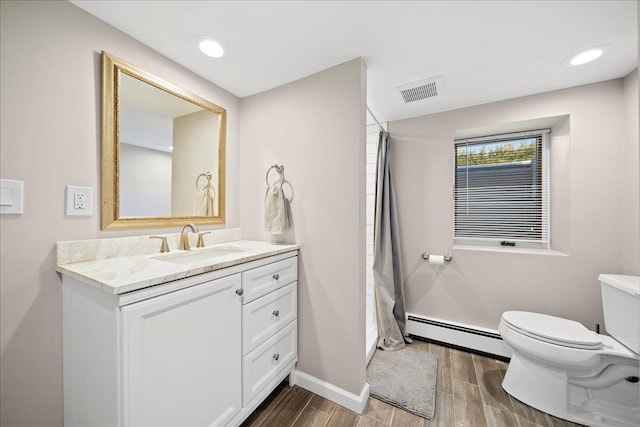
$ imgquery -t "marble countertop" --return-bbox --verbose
[56,240,299,295]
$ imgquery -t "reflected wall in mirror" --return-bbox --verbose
[101,51,226,230]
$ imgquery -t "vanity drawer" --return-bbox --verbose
[242,256,297,304]
[242,321,297,406]
[242,282,297,356]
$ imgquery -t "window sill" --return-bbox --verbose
[452,244,568,257]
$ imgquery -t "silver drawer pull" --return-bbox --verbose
[273,310,280,317]
[272,273,280,280]
[273,353,280,361]
[235,288,244,296]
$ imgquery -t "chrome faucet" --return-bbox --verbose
[179,224,199,250]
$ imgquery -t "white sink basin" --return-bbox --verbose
[153,246,246,264]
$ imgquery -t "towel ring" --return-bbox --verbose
[266,164,285,186]
[196,172,215,191]
[281,180,294,203]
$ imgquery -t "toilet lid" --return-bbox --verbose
[502,311,603,350]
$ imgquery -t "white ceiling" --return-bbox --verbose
[71,0,637,122]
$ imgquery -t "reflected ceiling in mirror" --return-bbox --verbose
[101,51,226,230]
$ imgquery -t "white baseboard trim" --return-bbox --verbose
[406,313,513,359]
[291,370,370,414]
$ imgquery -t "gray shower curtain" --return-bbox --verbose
[373,131,410,351]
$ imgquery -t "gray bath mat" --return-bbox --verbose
[367,346,437,420]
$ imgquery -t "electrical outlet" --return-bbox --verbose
[66,186,93,216]
[74,192,85,209]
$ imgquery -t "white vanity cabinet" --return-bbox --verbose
[61,250,298,427]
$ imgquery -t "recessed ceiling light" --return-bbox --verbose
[569,48,604,66]
[195,36,224,58]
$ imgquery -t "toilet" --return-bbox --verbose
[499,274,640,427]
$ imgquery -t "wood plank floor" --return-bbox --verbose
[241,340,585,427]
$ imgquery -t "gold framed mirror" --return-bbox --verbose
[101,51,226,230]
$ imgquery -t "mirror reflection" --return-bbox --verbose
[101,51,226,230]
[119,74,220,217]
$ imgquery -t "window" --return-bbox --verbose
[454,129,550,248]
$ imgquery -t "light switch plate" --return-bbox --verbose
[66,186,93,216]
[0,179,24,215]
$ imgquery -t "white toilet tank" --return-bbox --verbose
[599,274,640,354]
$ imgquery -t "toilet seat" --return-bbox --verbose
[502,311,603,350]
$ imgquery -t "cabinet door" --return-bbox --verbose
[121,274,241,426]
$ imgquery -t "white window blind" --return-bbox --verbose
[454,129,550,248]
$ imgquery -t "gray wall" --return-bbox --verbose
[389,75,639,332]
[0,1,240,425]
[238,59,368,396]
[622,70,639,274]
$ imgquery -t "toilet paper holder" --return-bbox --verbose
[421,253,452,262]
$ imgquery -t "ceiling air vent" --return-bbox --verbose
[395,76,443,103]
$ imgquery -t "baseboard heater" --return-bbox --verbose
[406,313,512,360]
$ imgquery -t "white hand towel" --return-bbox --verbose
[264,184,290,234]
[195,188,214,216]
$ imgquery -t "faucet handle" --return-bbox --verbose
[196,231,211,248]
[149,236,170,253]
